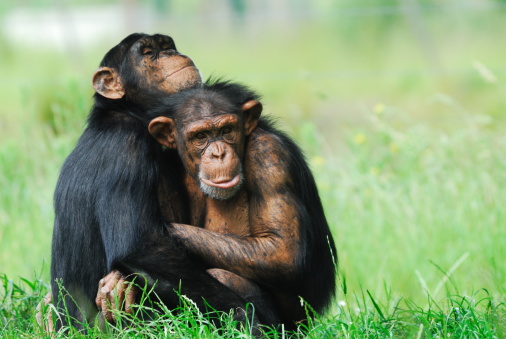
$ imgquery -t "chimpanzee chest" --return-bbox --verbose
[203,189,251,236]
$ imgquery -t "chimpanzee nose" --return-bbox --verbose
[210,143,227,159]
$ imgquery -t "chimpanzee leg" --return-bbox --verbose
[207,268,280,326]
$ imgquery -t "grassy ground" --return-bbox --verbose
[1,273,505,338]
[1,3,506,337]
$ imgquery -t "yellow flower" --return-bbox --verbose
[374,103,385,115]
[311,156,326,166]
[389,142,399,153]
[354,133,366,145]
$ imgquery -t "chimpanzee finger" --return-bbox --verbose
[36,292,54,332]
[124,282,137,314]
[97,271,122,322]
[96,271,121,307]
[113,278,126,318]
[99,286,113,322]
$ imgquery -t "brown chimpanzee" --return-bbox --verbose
[48,34,268,330]
[100,81,337,330]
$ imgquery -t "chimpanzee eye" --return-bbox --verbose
[142,48,154,56]
[196,133,206,139]
[222,127,232,135]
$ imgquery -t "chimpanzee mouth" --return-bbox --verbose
[200,174,243,201]
[201,175,241,189]
[167,64,197,78]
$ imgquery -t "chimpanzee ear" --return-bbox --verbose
[92,67,126,99]
[242,100,262,136]
[148,117,177,148]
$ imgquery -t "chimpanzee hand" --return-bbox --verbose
[95,270,137,322]
[36,292,54,332]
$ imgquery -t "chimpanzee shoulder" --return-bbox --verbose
[247,115,337,313]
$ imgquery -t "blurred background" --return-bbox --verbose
[1,0,505,307]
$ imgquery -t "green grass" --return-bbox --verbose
[1,2,506,337]
[1,274,505,338]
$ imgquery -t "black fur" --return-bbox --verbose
[51,32,335,330]
[50,34,262,329]
[256,117,337,320]
[147,80,337,328]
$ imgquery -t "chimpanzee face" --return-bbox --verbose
[127,35,202,94]
[92,34,202,100]
[177,112,246,200]
[148,90,263,201]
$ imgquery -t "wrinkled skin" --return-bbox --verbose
[97,82,337,330]
[92,34,201,100]
[95,271,137,322]
[145,84,335,329]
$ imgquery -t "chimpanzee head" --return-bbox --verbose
[92,33,202,102]
[148,87,262,200]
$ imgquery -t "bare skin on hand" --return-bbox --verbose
[35,292,54,332]
[95,270,137,322]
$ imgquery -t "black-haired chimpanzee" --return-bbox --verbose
[48,33,266,330]
[145,81,336,330]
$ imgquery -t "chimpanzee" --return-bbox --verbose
[49,33,268,330]
[100,81,337,330]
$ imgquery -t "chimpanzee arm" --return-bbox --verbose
[50,113,165,327]
[170,130,305,282]
[88,116,161,270]
[57,113,177,283]
[89,115,253,314]
[170,209,300,282]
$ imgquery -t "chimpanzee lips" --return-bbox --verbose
[201,175,241,189]
[168,65,192,77]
